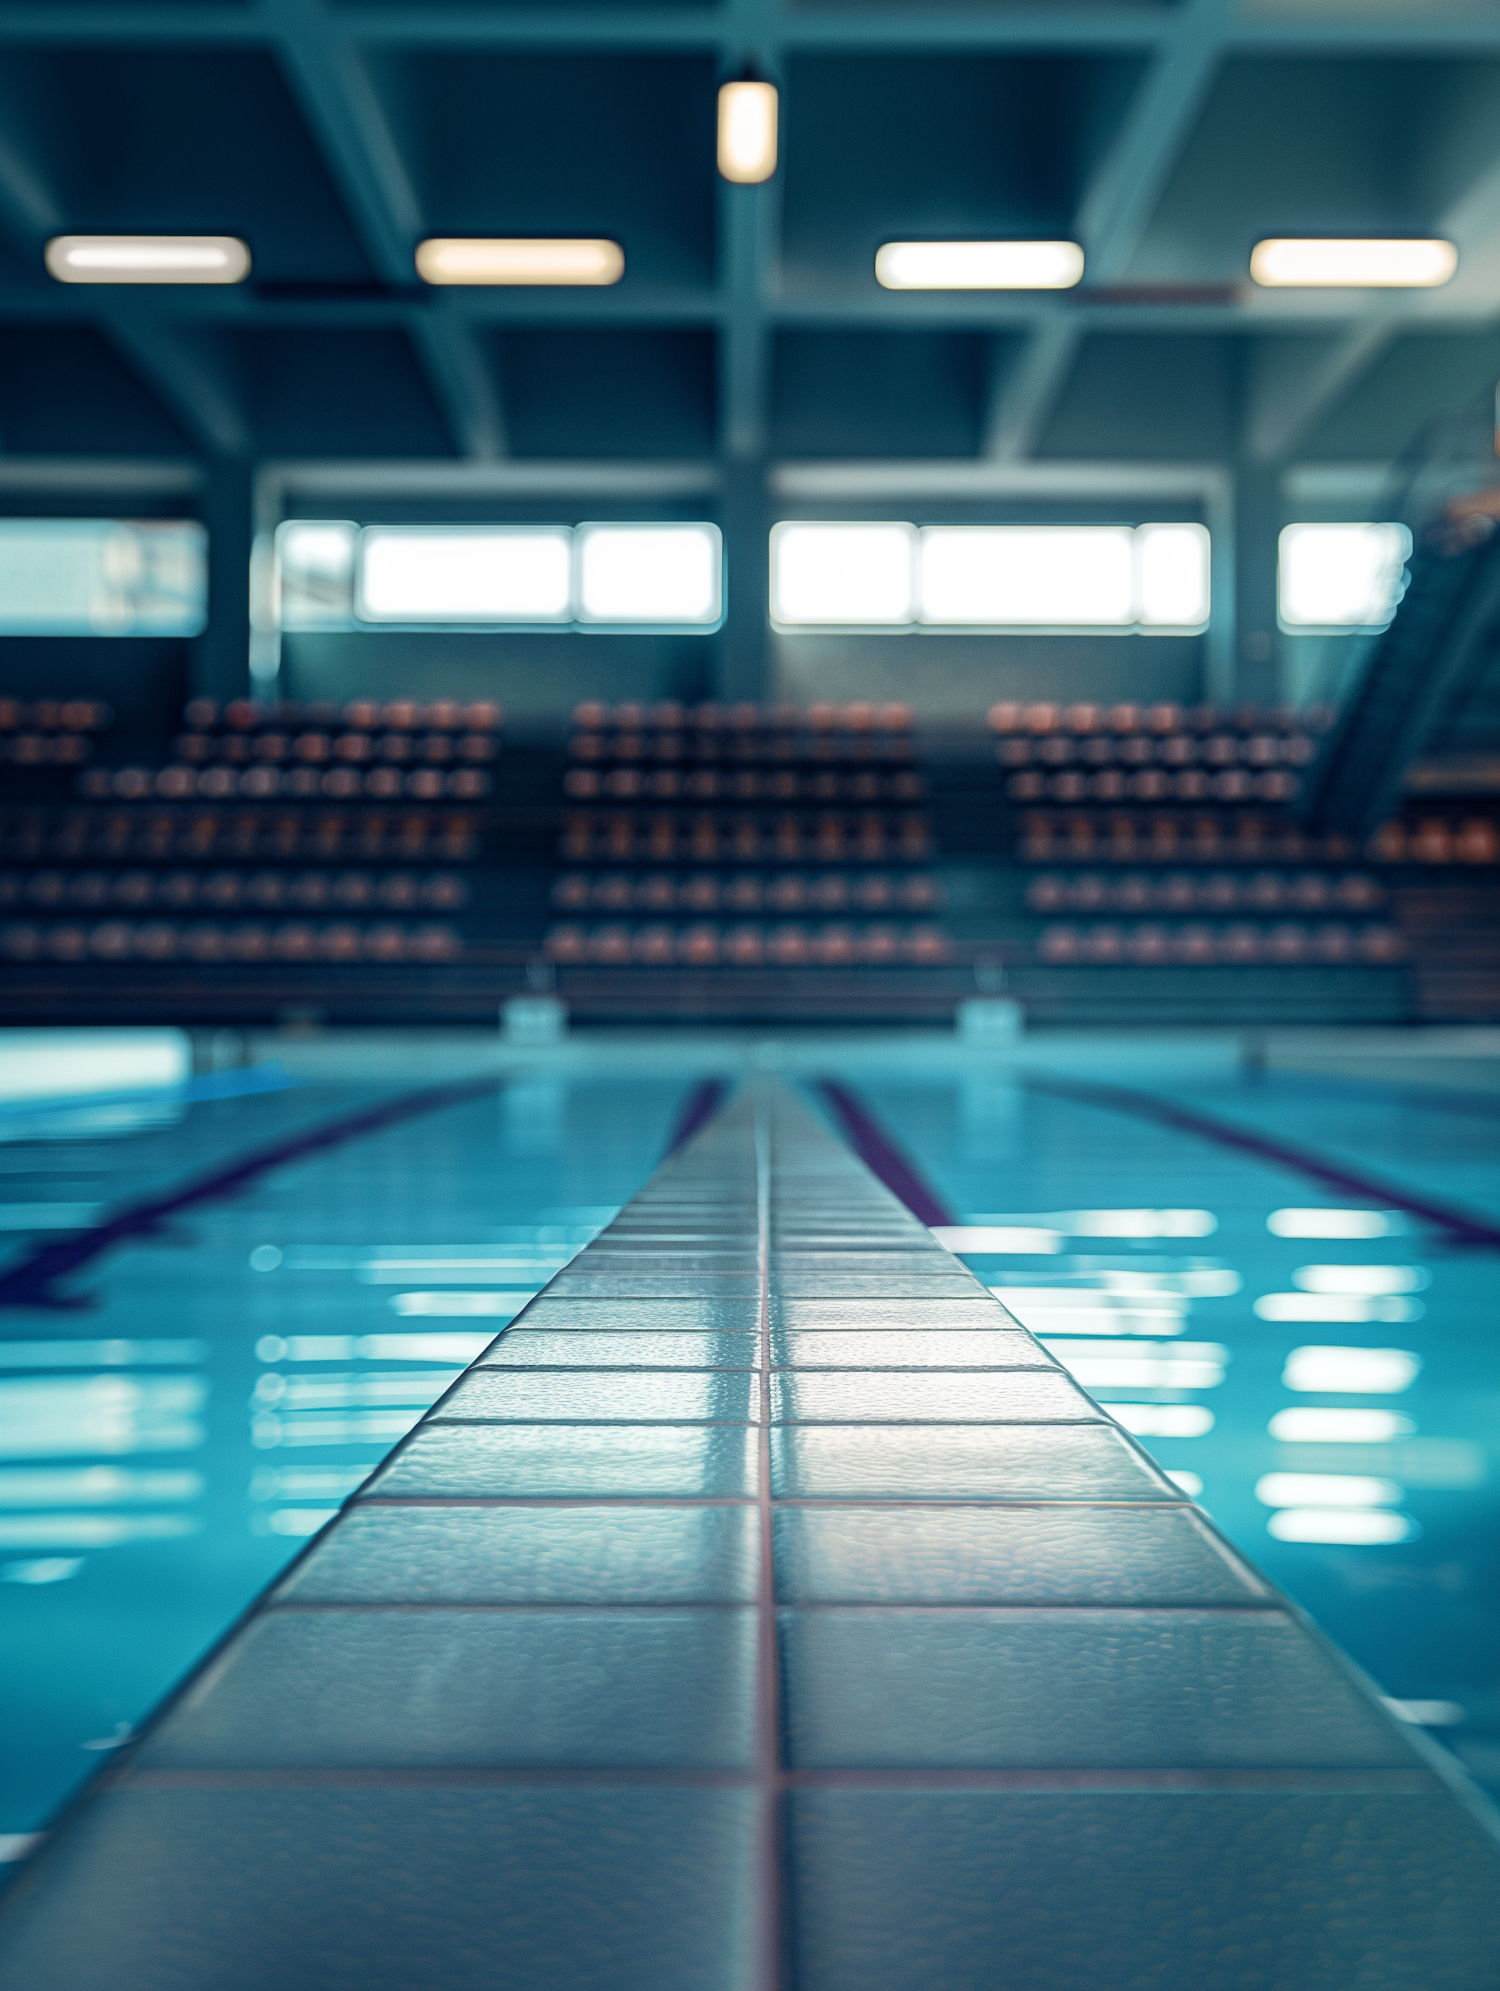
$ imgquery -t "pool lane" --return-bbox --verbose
[0,1073,688,1847]
[848,1069,1500,1803]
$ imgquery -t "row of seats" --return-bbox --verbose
[78,767,494,803]
[184,699,503,733]
[573,700,912,732]
[0,870,469,914]
[562,767,923,803]
[996,734,1315,769]
[1,807,482,862]
[569,730,915,766]
[558,810,934,866]
[545,919,952,968]
[1006,768,1301,804]
[169,732,499,766]
[988,701,1337,736]
[551,870,942,914]
[1015,810,1357,863]
[1037,921,1404,967]
[1,733,95,765]
[1026,870,1384,914]
[0,920,464,965]
[1368,817,1500,865]
[0,699,112,732]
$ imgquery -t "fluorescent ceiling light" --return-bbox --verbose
[771,522,916,627]
[1135,522,1211,630]
[718,81,777,184]
[576,523,722,625]
[45,235,250,284]
[920,526,1134,627]
[1281,1346,1420,1394]
[357,528,572,624]
[1278,522,1410,632]
[1250,238,1456,288]
[876,240,1083,290]
[415,238,624,286]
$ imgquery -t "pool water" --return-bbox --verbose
[1,1042,1496,1856]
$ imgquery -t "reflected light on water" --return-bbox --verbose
[1267,1508,1419,1544]
[1281,1346,1420,1393]
[1268,1208,1405,1238]
[1255,1472,1403,1508]
[1269,1407,1415,1442]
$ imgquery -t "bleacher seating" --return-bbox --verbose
[0,698,503,999]
[546,702,954,974]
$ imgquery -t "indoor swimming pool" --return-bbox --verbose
[2,1037,1497,1856]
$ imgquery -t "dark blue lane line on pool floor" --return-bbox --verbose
[663,1079,730,1159]
[0,1072,510,1313]
[1021,1073,1500,1251]
[813,1080,955,1228]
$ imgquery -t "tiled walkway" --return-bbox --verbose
[1,1081,1497,1988]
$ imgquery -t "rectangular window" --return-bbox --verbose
[0,520,206,636]
[277,520,722,633]
[1278,522,1410,633]
[770,521,1209,634]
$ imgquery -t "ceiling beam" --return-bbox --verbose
[983,324,1084,461]
[1242,325,1395,466]
[105,318,253,459]
[262,0,505,461]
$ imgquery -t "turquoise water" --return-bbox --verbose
[1,1049,1496,1852]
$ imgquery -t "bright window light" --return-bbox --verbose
[1269,1208,1403,1238]
[277,521,358,630]
[1255,1472,1402,1508]
[1136,522,1211,629]
[1267,1507,1417,1544]
[357,528,573,624]
[1268,1407,1414,1442]
[1250,238,1456,288]
[1278,522,1410,632]
[1282,1346,1421,1394]
[1254,1293,1422,1323]
[1292,1265,1428,1296]
[0,521,206,636]
[45,235,250,285]
[876,241,1084,290]
[920,527,1134,627]
[576,523,723,625]
[770,522,917,628]
[415,238,624,286]
[718,81,778,184]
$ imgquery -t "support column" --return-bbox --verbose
[192,458,254,703]
[1232,459,1283,708]
[715,455,772,702]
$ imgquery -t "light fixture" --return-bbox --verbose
[718,81,778,185]
[357,528,573,624]
[919,526,1134,627]
[45,235,250,285]
[414,239,624,286]
[770,523,917,628]
[1278,523,1410,632]
[1135,522,1211,630]
[1250,238,1456,288]
[576,524,723,625]
[875,241,1084,291]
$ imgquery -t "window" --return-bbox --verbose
[770,522,1209,634]
[276,521,722,632]
[1278,523,1410,633]
[0,520,206,636]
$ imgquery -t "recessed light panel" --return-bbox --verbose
[875,241,1084,290]
[718,82,778,184]
[1250,238,1456,288]
[770,523,918,627]
[45,236,250,285]
[576,524,723,626]
[1278,522,1410,631]
[357,528,573,624]
[415,239,624,286]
